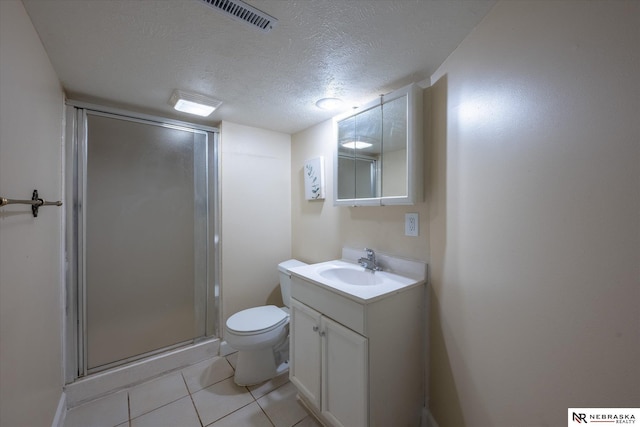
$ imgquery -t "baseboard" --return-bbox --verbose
[219,340,237,357]
[422,407,440,427]
[51,392,66,427]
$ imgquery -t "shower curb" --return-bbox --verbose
[64,338,219,408]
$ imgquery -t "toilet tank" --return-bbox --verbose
[277,259,307,308]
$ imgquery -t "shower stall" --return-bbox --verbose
[64,102,220,385]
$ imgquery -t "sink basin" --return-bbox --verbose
[319,265,384,286]
[290,260,421,302]
[288,250,427,303]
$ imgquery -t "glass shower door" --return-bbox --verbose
[83,112,211,372]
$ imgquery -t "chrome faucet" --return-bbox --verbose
[358,248,382,272]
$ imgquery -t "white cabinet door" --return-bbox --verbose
[321,316,368,427]
[290,299,322,410]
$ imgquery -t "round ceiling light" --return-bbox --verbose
[315,97,344,110]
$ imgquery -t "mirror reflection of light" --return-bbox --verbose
[341,141,373,149]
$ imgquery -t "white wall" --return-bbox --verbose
[0,1,65,426]
[291,121,343,262]
[428,1,640,425]
[220,121,292,333]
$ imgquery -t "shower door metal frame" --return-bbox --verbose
[64,101,221,382]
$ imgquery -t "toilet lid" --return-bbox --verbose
[226,305,288,335]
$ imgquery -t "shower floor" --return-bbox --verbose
[62,352,320,427]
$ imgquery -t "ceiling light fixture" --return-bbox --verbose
[341,141,373,150]
[315,97,344,111]
[169,90,222,117]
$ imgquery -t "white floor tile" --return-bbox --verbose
[182,356,234,394]
[248,371,290,400]
[225,352,238,370]
[131,396,200,427]
[192,377,254,426]
[129,372,188,419]
[293,415,323,427]
[257,382,308,427]
[64,389,128,427]
[63,355,314,427]
[209,401,273,427]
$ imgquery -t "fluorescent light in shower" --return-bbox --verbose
[169,90,222,117]
[341,141,372,150]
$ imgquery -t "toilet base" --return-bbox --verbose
[234,347,281,386]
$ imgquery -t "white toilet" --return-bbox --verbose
[225,259,307,386]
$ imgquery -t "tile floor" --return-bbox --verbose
[63,353,322,427]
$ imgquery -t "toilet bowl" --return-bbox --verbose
[225,259,307,386]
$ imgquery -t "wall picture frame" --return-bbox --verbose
[304,156,325,200]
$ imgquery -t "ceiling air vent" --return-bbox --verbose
[200,0,278,33]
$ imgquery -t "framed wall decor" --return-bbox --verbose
[304,156,325,200]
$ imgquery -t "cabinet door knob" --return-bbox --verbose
[312,325,319,332]
[319,331,326,337]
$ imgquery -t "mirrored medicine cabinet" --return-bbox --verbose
[333,83,422,206]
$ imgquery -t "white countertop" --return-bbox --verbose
[289,259,425,303]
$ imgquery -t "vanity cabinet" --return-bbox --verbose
[289,273,425,427]
[290,299,368,427]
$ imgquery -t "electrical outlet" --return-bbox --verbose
[405,213,419,236]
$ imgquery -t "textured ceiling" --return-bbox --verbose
[22,0,495,134]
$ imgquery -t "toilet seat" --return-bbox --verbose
[226,305,288,336]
